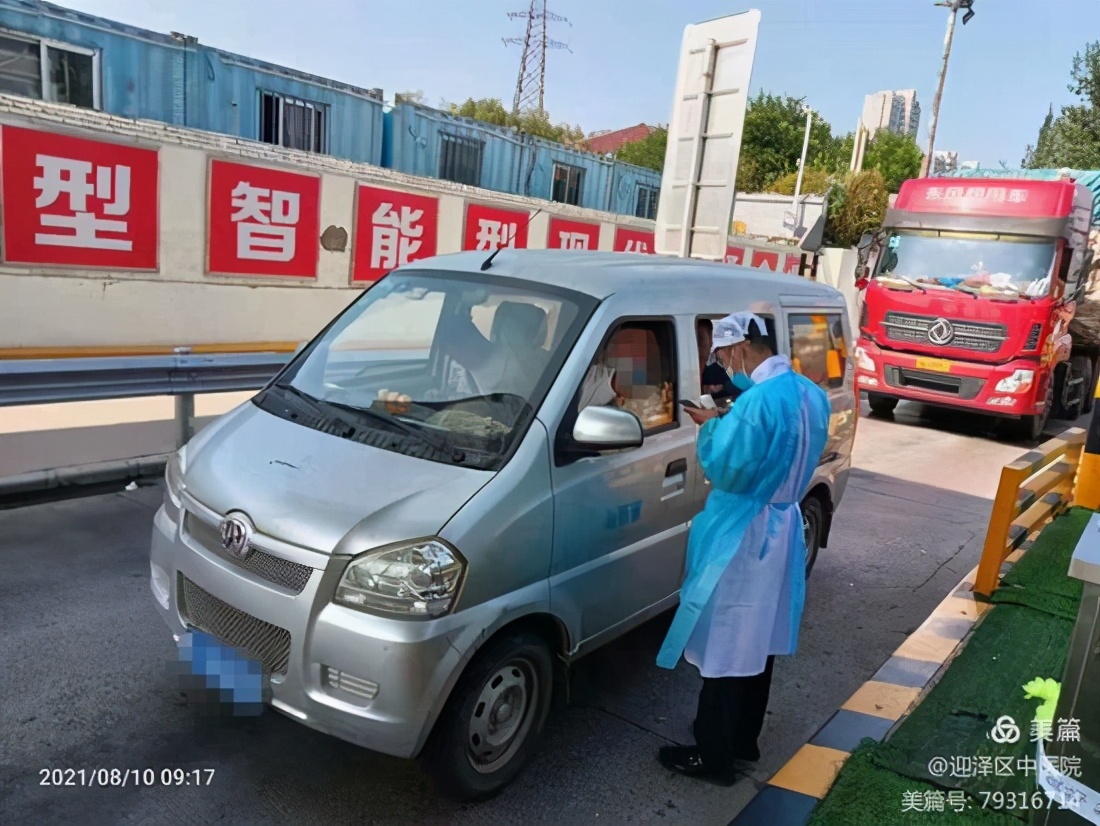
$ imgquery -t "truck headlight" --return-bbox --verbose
[165,449,185,507]
[334,539,466,619]
[995,370,1034,394]
[854,346,875,372]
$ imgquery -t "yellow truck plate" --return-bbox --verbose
[915,357,952,373]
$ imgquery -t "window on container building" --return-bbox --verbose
[635,186,658,220]
[0,33,98,109]
[551,163,584,206]
[259,91,327,153]
[439,134,484,187]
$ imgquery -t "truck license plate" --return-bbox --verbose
[915,357,952,373]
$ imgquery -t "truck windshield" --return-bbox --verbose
[256,271,595,471]
[875,232,1056,298]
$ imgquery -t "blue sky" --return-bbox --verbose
[56,0,1100,168]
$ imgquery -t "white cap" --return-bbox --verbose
[710,312,767,353]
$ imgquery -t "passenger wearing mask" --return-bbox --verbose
[656,312,831,786]
[695,318,739,403]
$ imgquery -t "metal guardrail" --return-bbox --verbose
[0,350,292,450]
[974,427,1087,598]
[0,352,291,407]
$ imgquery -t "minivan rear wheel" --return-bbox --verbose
[420,631,553,801]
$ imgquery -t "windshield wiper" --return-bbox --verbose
[879,274,927,293]
[322,398,466,463]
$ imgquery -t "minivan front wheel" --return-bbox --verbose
[802,495,825,578]
[420,631,554,801]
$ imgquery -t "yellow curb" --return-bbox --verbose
[769,744,850,799]
[841,681,922,721]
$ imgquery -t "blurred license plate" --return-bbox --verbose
[915,358,951,373]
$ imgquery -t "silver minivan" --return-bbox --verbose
[149,249,857,799]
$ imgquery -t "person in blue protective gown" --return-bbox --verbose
[656,311,831,786]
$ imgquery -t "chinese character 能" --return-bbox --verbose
[33,154,133,250]
[947,790,967,812]
[559,231,589,250]
[924,790,946,812]
[987,187,1007,202]
[901,790,925,812]
[1056,718,1081,742]
[370,203,424,270]
[230,181,299,262]
[1031,720,1054,742]
[952,755,975,777]
[1008,189,1029,203]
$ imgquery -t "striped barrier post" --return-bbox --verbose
[974,428,1086,598]
[1073,372,1100,510]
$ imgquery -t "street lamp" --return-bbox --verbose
[920,0,976,177]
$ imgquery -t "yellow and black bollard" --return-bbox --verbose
[1073,372,1100,509]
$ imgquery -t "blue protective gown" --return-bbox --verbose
[656,356,831,677]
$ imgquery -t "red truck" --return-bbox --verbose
[853,177,1097,441]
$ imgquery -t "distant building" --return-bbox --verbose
[861,89,920,139]
[932,151,958,175]
[960,160,980,171]
[584,123,658,156]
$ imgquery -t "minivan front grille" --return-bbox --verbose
[178,575,292,676]
[184,512,314,595]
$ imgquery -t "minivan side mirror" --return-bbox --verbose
[571,406,644,451]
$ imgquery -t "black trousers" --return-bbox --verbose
[693,655,775,772]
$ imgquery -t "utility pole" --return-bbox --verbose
[920,0,975,177]
[791,104,813,236]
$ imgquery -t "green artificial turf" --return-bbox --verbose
[990,507,1090,621]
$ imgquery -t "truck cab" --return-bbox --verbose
[853,178,1096,441]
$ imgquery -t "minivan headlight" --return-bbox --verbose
[165,449,185,506]
[334,539,466,619]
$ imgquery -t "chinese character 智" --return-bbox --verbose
[1,125,158,269]
[207,160,319,277]
[231,182,300,262]
[353,186,439,282]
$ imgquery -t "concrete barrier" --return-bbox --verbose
[1072,374,1100,510]
[974,427,1086,597]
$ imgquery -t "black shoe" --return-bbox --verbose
[658,746,747,787]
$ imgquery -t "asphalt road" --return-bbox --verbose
[0,400,1086,826]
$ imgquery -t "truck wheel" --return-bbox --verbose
[1071,356,1094,419]
[867,393,898,417]
[802,495,825,578]
[1005,382,1052,444]
[419,631,554,801]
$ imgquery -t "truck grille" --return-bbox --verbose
[882,312,1007,353]
[178,575,292,676]
[884,366,985,400]
[1023,322,1043,351]
[184,512,314,595]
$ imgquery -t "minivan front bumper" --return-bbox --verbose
[150,498,476,759]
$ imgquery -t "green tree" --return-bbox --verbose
[615,127,667,171]
[735,93,839,192]
[446,97,585,145]
[766,168,831,196]
[825,170,889,248]
[1023,40,1100,168]
[863,130,923,192]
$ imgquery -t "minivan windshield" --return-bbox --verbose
[874,232,1056,299]
[257,271,596,470]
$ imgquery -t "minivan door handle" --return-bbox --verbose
[661,458,687,501]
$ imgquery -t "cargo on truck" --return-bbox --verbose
[851,176,1097,442]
